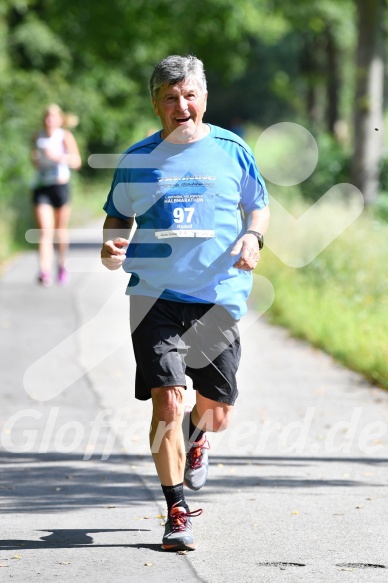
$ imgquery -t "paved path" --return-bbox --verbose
[1,237,388,582]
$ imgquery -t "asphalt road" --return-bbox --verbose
[1,235,388,582]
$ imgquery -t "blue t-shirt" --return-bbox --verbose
[103,124,268,319]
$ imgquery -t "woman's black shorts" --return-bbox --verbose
[130,296,241,405]
[32,183,70,208]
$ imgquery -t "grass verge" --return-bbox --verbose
[256,195,388,389]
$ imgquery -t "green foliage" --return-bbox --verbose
[9,13,72,70]
[299,132,352,201]
[372,192,388,222]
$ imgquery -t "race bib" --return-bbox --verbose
[154,175,216,238]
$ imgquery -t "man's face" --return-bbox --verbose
[152,80,208,143]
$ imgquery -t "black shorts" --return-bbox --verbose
[32,183,70,208]
[130,296,241,405]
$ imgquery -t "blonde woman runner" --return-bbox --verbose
[32,104,81,286]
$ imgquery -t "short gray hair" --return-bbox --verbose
[149,55,207,100]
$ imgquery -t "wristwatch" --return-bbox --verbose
[246,230,264,249]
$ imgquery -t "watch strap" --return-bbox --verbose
[246,230,264,249]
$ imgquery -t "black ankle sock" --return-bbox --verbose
[189,413,205,443]
[161,483,189,513]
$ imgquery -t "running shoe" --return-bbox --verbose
[162,502,203,551]
[58,266,69,284]
[184,434,210,491]
[38,271,52,287]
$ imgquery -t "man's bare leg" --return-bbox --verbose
[184,394,234,491]
[150,386,204,551]
[150,385,186,486]
[192,393,234,433]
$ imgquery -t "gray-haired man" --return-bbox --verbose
[101,54,269,551]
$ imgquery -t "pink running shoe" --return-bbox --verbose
[58,267,69,285]
[38,272,52,287]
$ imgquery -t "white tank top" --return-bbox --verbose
[34,128,71,186]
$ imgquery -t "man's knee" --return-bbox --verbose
[195,403,234,432]
[211,407,233,432]
[151,386,185,424]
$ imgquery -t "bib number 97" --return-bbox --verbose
[173,207,195,224]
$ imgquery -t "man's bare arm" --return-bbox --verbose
[245,205,270,237]
[101,215,134,271]
[231,206,270,271]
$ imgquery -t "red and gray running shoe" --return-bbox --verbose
[184,434,210,491]
[182,408,210,491]
[162,502,203,551]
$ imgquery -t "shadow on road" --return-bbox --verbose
[1,451,386,516]
[0,452,159,513]
[0,529,162,552]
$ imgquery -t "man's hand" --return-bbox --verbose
[230,234,260,271]
[101,237,129,270]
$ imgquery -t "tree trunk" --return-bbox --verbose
[351,0,384,205]
[325,26,340,136]
[300,32,324,126]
